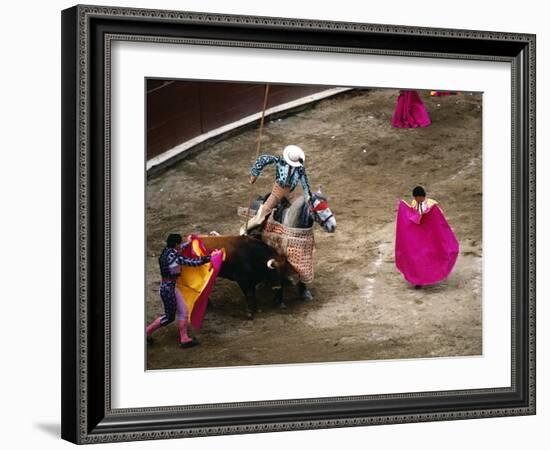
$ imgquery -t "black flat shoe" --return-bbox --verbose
[180,339,200,349]
[146,336,154,345]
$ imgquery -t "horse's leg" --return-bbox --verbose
[298,282,313,301]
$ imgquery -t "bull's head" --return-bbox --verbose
[266,255,288,274]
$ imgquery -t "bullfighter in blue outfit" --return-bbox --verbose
[241,145,313,234]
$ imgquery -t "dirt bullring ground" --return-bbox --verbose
[146,88,482,370]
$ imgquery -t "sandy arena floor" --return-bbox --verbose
[146,88,482,370]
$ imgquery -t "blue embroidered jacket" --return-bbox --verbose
[250,154,312,197]
[159,242,211,279]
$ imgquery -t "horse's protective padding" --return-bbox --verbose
[262,216,315,284]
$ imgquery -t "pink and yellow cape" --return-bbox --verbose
[176,236,224,331]
[395,199,459,286]
[430,91,454,97]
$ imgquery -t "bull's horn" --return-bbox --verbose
[267,258,277,270]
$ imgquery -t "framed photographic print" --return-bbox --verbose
[61,4,536,444]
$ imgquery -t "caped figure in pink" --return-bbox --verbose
[395,186,459,287]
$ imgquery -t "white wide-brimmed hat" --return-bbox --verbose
[283,145,305,167]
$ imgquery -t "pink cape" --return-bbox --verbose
[395,200,459,286]
[391,90,431,128]
[180,237,224,331]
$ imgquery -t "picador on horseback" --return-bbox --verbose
[239,143,336,304]
[240,145,314,235]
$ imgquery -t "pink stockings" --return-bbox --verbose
[146,317,162,337]
[146,282,193,344]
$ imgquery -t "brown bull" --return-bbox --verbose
[199,235,288,319]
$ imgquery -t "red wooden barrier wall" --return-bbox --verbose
[146,80,327,160]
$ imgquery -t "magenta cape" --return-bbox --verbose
[395,201,459,285]
[391,90,431,128]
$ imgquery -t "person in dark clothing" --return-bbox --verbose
[146,233,220,348]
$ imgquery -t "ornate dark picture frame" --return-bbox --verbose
[61,4,536,444]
